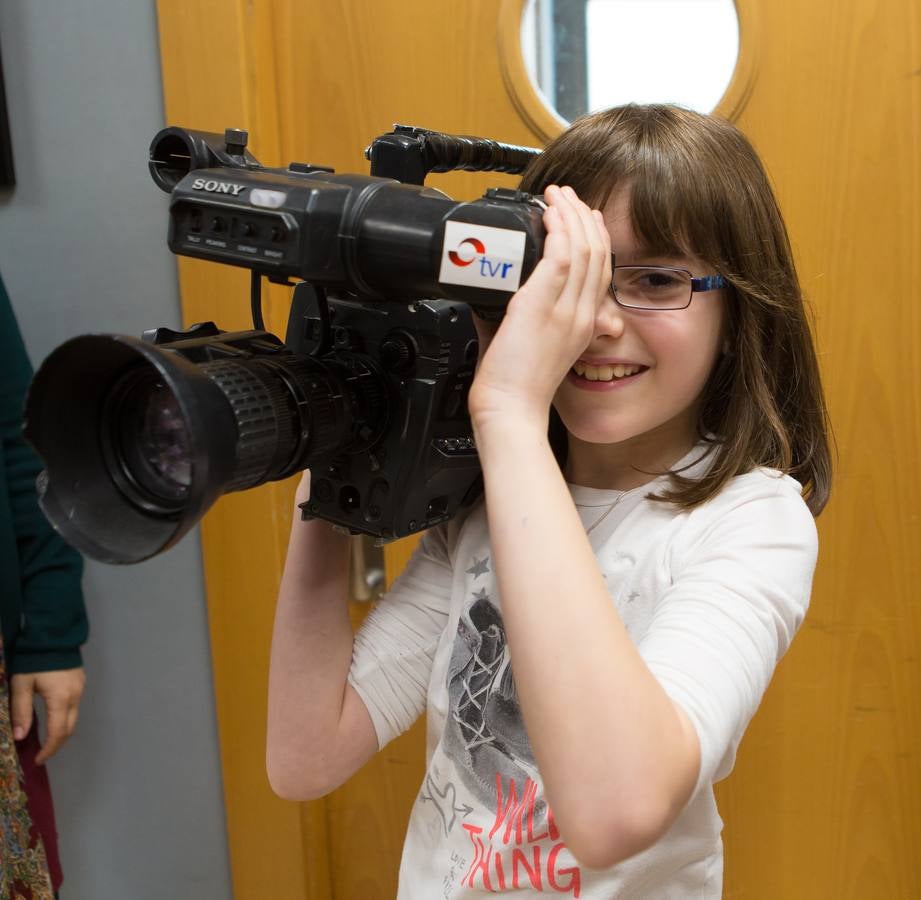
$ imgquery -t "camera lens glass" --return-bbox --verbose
[134,381,192,496]
[104,367,193,511]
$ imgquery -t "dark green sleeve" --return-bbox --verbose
[0,273,89,674]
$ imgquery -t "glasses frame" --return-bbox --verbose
[609,256,728,311]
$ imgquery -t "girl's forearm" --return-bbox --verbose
[474,418,699,865]
[266,492,357,798]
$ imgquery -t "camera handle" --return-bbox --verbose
[365,124,541,185]
[284,281,333,357]
[250,270,303,332]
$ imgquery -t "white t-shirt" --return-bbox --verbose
[348,448,818,898]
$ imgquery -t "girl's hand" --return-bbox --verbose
[467,185,612,432]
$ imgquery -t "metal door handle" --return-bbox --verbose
[349,534,385,602]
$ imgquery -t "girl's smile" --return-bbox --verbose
[566,360,648,390]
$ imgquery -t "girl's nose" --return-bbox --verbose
[593,294,627,340]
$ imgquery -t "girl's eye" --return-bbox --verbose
[612,267,693,308]
[638,270,681,290]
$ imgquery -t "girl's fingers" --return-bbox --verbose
[584,207,610,300]
[593,209,614,309]
[556,188,609,320]
[514,195,571,308]
[512,185,609,329]
[551,188,592,308]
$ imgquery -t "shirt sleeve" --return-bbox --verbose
[638,473,818,797]
[348,523,454,749]
[0,274,88,674]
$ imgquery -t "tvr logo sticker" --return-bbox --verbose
[439,222,526,292]
[448,237,485,267]
[448,237,516,279]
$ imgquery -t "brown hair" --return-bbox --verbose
[520,104,832,515]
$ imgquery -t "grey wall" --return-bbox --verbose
[0,3,232,898]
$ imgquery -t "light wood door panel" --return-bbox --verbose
[714,1,920,896]
[156,1,920,897]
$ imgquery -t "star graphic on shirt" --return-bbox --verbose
[472,587,490,602]
[467,556,490,578]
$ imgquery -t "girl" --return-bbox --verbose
[266,104,831,898]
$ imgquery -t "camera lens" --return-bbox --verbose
[24,331,390,563]
[105,368,193,512]
[133,380,192,497]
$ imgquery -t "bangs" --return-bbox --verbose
[625,174,701,263]
[519,104,736,268]
[621,118,736,267]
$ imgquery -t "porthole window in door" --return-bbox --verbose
[521,0,741,123]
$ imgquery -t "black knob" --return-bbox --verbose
[380,335,415,373]
[225,128,248,155]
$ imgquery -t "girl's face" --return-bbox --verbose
[553,188,727,483]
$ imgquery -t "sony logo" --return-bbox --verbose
[191,178,247,196]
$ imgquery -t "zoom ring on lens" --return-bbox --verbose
[271,355,388,474]
[201,360,297,492]
[275,358,352,465]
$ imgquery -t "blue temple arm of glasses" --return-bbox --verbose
[691,275,727,292]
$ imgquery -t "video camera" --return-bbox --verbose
[24,125,545,563]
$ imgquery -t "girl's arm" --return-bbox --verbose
[475,419,700,868]
[265,471,379,801]
[468,186,700,868]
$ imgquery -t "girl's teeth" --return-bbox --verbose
[573,362,641,382]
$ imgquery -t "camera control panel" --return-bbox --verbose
[171,199,298,272]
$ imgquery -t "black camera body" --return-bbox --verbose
[286,287,481,537]
[24,126,545,563]
[141,283,483,541]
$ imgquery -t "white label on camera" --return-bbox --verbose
[250,189,288,209]
[438,221,526,292]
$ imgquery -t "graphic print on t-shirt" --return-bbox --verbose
[424,552,582,896]
[445,589,540,805]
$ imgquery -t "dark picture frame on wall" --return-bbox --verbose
[0,45,15,188]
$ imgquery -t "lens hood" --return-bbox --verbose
[24,333,238,563]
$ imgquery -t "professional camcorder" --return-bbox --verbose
[24,125,545,563]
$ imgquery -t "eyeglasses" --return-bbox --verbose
[610,260,727,311]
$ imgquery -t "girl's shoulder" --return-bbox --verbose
[677,440,813,519]
[678,466,818,555]
[718,466,809,505]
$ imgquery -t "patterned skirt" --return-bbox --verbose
[0,635,53,900]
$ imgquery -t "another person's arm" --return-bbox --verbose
[0,274,87,763]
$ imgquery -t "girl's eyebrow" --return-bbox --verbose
[613,237,689,263]
[616,252,694,267]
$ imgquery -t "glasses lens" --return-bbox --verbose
[612,267,692,309]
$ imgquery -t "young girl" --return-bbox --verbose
[266,104,831,898]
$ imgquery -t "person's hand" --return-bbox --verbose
[467,184,611,432]
[10,667,86,764]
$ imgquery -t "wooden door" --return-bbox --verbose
[155,1,920,897]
